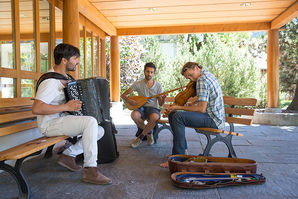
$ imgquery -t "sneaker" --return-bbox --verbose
[131,137,142,148]
[146,133,154,145]
[57,154,82,172]
[82,167,112,185]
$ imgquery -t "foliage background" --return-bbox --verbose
[109,18,297,108]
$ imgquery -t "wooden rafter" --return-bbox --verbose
[271,1,298,29]
[117,22,270,36]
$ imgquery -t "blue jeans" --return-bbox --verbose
[168,111,218,155]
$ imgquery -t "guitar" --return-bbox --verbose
[125,86,185,110]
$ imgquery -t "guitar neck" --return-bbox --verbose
[147,86,185,100]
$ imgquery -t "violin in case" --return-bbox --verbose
[168,155,265,189]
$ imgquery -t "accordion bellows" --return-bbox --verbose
[64,77,110,123]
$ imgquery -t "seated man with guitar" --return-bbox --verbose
[121,62,166,148]
[32,43,111,185]
[160,62,225,168]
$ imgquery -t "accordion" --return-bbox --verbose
[64,77,110,124]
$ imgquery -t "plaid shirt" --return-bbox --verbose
[196,69,225,129]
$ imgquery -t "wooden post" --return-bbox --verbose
[110,36,120,102]
[34,0,40,76]
[83,26,87,78]
[267,29,280,108]
[91,32,94,77]
[49,0,56,68]
[100,38,106,78]
[63,0,79,79]
[12,0,21,97]
[96,36,100,76]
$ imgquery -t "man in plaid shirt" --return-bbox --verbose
[160,62,225,168]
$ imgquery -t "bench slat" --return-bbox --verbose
[0,111,36,124]
[0,135,69,161]
[195,127,244,136]
[223,96,257,106]
[0,121,37,137]
[0,106,32,114]
[225,107,255,116]
[226,117,253,125]
[0,98,33,108]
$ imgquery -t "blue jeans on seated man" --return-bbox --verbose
[168,111,218,155]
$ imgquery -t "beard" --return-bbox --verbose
[66,62,76,72]
[145,75,152,80]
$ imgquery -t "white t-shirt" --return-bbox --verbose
[35,78,68,133]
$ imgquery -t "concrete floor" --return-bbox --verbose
[0,123,298,199]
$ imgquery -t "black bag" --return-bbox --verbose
[97,120,119,163]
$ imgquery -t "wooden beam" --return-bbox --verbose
[53,0,116,36]
[110,36,120,102]
[79,14,106,40]
[267,29,280,108]
[0,32,62,42]
[271,1,298,29]
[78,0,116,36]
[117,22,270,36]
[0,68,17,78]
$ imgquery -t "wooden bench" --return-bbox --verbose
[0,98,68,199]
[154,96,257,158]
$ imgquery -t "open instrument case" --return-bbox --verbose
[168,155,266,189]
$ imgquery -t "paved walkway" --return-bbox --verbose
[0,113,297,199]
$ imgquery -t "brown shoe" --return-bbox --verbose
[82,167,112,185]
[57,154,82,172]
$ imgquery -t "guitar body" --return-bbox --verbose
[126,96,148,110]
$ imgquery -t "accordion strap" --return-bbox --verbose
[36,72,74,92]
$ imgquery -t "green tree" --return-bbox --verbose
[279,18,298,112]
[119,36,145,92]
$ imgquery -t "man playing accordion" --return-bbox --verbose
[32,43,111,185]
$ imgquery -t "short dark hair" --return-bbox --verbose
[144,62,156,72]
[54,43,80,65]
[181,62,203,75]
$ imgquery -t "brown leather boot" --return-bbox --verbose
[82,167,112,185]
[57,154,82,172]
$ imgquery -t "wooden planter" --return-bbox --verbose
[168,155,257,174]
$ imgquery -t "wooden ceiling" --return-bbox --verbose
[90,0,296,29]
[0,0,297,36]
